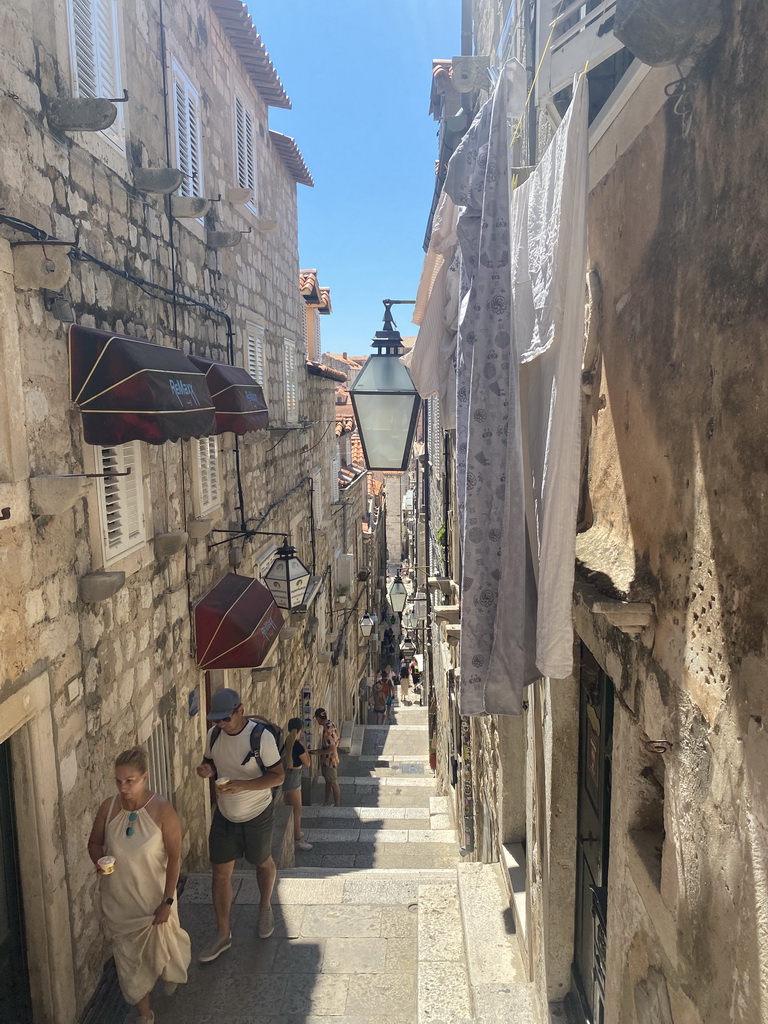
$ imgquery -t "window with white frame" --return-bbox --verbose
[284,339,298,423]
[245,322,265,385]
[67,0,125,149]
[96,442,146,562]
[147,714,174,802]
[196,436,221,515]
[234,95,258,210]
[171,59,203,198]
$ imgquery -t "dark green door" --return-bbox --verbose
[0,739,32,1024]
[571,647,613,1024]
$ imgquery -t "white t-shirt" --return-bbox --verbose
[204,721,281,823]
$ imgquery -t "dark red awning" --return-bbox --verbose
[188,355,269,434]
[69,325,216,445]
[194,573,284,669]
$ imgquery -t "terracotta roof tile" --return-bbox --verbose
[305,360,347,382]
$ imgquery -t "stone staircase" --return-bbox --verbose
[156,707,542,1024]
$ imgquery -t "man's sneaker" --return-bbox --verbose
[295,838,313,851]
[198,933,232,963]
[258,905,275,938]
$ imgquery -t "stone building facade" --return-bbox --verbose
[0,2,375,1022]
[422,2,768,1023]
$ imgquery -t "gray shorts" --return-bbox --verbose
[283,767,302,792]
[209,804,273,866]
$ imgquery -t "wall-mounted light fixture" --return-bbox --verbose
[263,539,311,610]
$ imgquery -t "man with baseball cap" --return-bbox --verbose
[196,689,284,962]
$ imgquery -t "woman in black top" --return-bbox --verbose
[282,718,312,851]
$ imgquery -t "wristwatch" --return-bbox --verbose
[164,897,175,906]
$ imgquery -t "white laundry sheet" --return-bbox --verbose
[444,63,588,716]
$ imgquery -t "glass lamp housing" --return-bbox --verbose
[263,543,311,610]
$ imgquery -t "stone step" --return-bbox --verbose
[302,805,432,820]
[418,882,473,1024]
[312,775,437,787]
[456,862,541,1023]
[304,828,458,844]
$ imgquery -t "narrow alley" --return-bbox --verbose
[158,705,539,1024]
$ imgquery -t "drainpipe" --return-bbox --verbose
[461,0,473,56]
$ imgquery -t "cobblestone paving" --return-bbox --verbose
[144,705,540,1024]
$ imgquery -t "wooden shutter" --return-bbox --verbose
[98,442,145,561]
[69,0,124,145]
[330,451,341,505]
[245,322,265,384]
[234,96,257,201]
[196,436,220,515]
[284,340,297,422]
[172,60,203,198]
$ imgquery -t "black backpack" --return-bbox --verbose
[209,717,284,772]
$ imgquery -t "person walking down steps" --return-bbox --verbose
[195,689,285,962]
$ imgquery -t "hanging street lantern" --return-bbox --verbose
[400,636,417,658]
[389,574,408,614]
[402,608,417,630]
[413,589,427,622]
[348,299,421,472]
[263,538,311,611]
[359,612,375,638]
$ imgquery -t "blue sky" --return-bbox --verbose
[249,0,461,356]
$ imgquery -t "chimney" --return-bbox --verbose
[342,352,347,359]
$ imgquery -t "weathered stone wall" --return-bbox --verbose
[0,1,362,1018]
[579,3,768,1021]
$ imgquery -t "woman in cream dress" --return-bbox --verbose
[88,748,191,1024]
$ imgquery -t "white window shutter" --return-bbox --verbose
[97,442,145,562]
[284,340,297,422]
[196,436,220,515]
[172,61,203,198]
[68,0,124,146]
[245,322,265,384]
[336,552,354,590]
[234,97,257,199]
[330,451,340,505]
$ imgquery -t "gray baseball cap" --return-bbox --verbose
[207,688,242,721]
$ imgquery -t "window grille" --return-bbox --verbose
[284,339,298,423]
[68,0,124,148]
[147,715,174,802]
[245,322,265,385]
[171,59,203,198]
[196,436,220,515]
[96,442,145,563]
[234,96,257,209]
